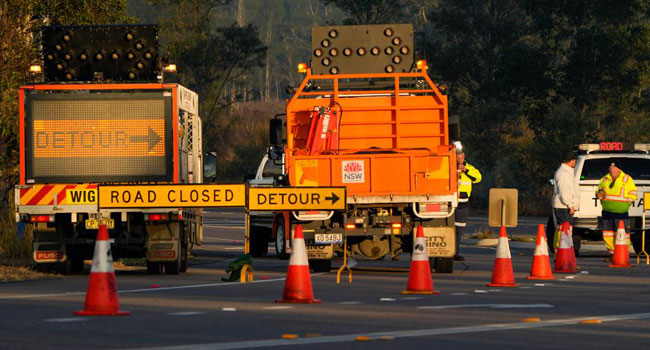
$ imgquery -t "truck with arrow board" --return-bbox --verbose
[15,24,204,275]
[248,24,459,273]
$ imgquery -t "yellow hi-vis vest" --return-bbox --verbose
[597,171,638,213]
[459,162,482,202]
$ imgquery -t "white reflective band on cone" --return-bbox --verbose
[615,229,627,244]
[289,237,309,266]
[496,237,511,258]
[558,231,571,249]
[533,237,549,256]
[412,237,428,262]
[90,240,114,273]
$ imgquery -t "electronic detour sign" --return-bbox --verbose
[25,91,172,182]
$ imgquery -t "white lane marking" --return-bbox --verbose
[565,276,575,279]
[121,312,650,350]
[580,271,589,274]
[44,318,88,323]
[418,304,554,310]
[339,301,363,305]
[380,298,396,302]
[222,308,237,312]
[169,312,204,316]
[0,276,291,300]
[263,306,294,310]
[450,293,468,296]
[534,283,545,287]
[400,297,423,300]
[224,247,244,250]
[474,290,488,293]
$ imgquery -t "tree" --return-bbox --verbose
[324,0,408,24]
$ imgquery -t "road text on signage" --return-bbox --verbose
[248,187,346,211]
[98,184,246,209]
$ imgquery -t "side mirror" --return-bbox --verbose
[203,152,217,183]
[549,179,555,186]
[270,119,283,145]
[243,174,255,183]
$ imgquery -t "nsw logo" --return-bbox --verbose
[342,160,365,183]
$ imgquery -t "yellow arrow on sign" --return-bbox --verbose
[248,187,346,211]
[98,184,246,209]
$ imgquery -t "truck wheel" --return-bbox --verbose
[546,216,556,254]
[631,231,646,255]
[434,257,454,273]
[250,226,269,257]
[275,217,289,260]
[55,260,71,275]
[70,257,85,274]
[35,263,54,273]
[180,245,189,273]
[165,244,181,275]
[146,260,163,274]
[309,259,332,273]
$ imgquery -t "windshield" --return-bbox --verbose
[580,157,650,181]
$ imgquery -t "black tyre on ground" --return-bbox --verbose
[309,259,332,273]
[250,226,270,257]
[274,217,289,260]
[434,257,454,273]
[146,260,163,274]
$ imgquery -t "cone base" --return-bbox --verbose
[400,290,440,295]
[73,310,130,316]
[275,298,321,304]
[486,283,518,287]
[608,264,631,268]
[526,275,555,280]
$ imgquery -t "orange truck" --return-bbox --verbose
[249,24,459,272]
[14,25,204,274]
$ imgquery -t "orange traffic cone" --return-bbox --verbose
[567,224,579,271]
[276,225,321,303]
[74,224,130,316]
[527,224,554,280]
[487,226,518,287]
[401,226,440,295]
[553,222,577,273]
[609,220,631,268]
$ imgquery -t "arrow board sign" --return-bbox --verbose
[98,184,246,209]
[248,187,346,211]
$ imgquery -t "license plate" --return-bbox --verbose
[85,218,115,230]
[315,233,343,244]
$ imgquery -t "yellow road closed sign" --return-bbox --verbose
[248,187,346,211]
[98,184,246,209]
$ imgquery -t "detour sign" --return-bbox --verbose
[98,184,246,209]
[248,187,346,211]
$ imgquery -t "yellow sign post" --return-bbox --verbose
[248,187,346,211]
[98,184,246,209]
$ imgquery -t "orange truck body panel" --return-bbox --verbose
[285,70,457,199]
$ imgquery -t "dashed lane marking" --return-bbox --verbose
[121,312,650,349]
[418,304,554,310]
[169,312,204,316]
[263,306,294,310]
[44,318,88,323]
[339,301,363,305]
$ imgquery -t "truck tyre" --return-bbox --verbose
[70,257,85,274]
[180,224,189,273]
[250,226,269,257]
[35,263,54,273]
[309,259,332,273]
[165,243,181,275]
[55,260,71,275]
[275,217,289,260]
[434,257,454,273]
[146,260,163,274]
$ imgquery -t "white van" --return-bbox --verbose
[548,143,650,255]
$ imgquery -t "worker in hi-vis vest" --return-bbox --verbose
[596,162,637,260]
[455,146,482,261]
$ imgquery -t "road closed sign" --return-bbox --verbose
[98,184,246,209]
[248,187,346,211]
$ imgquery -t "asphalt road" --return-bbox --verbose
[2,209,650,349]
